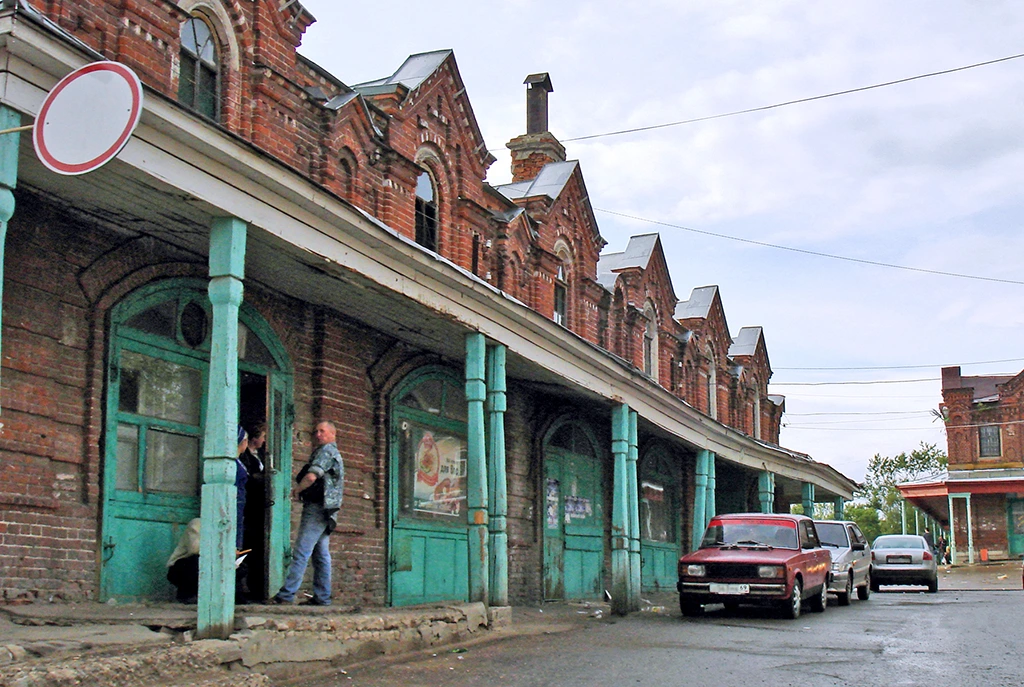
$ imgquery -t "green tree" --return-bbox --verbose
[852,442,947,540]
[843,504,882,544]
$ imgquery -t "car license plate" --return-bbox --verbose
[887,555,912,564]
[709,583,749,595]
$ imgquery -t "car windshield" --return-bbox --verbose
[815,522,849,548]
[873,536,925,550]
[701,521,798,549]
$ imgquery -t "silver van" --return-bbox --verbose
[814,520,871,605]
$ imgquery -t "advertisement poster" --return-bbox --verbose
[412,427,467,517]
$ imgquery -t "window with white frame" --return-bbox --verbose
[643,301,658,379]
[553,262,568,327]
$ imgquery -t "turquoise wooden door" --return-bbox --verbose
[1007,498,1024,557]
[101,281,292,601]
[639,446,680,592]
[389,369,470,606]
[543,421,604,601]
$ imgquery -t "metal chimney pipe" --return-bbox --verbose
[524,73,553,135]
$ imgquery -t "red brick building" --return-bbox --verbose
[0,0,855,616]
[901,366,1024,562]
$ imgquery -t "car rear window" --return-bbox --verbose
[701,521,798,549]
[816,522,849,547]
[873,536,925,550]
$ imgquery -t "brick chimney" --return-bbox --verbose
[507,73,566,182]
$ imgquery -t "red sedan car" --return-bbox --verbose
[677,513,832,619]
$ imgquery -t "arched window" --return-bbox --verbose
[706,347,718,420]
[178,15,220,121]
[553,243,571,328]
[751,378,762,439]
[415,169,438,251]
[643,301,658,379]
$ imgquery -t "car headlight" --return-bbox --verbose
[757,565,784,579]
[831,562,843,572]
[686,564,706,577]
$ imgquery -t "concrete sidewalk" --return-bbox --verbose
[0,563,1019,686]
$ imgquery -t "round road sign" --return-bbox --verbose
[33,61,144,176]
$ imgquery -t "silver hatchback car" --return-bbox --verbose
[870,534,938,593]
[814,520,871,604]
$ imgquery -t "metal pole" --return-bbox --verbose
[966,494,974,565]
[947,494,956,565]
[901,500,907,535]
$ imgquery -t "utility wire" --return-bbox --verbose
[773,378,938,386]
[563,52,1024,143]
[776,357,1024,371]
[785,410,933,417]
[597,208,1024,286]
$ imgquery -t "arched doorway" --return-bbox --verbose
[638,443,681,592]
[100,280,292,601]
[543,418,604,600]
[388,366,469,606]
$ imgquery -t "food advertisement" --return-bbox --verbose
[412,427,467,517]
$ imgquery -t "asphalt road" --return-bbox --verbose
[313,588,1023,687]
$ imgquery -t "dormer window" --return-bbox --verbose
[179,16,220,121]
[553,263,568,327]
[415,170,438,251]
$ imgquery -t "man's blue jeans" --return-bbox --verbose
[276,503,332,603]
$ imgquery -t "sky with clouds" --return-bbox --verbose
[295,1,1024,483]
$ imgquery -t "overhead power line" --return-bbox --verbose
[785,410,932,417]
[774,360,1024,370]
[564,52,1024,143]
[597,208,1024,286]
[772,378,939,386]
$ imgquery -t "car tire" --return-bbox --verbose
[857,571,871,600]
[784,578,802,619]
[680,598,703,617]
[837,573,853,606]
[927,578,938,594]
[869,576,880,593]
[810,581,827,613]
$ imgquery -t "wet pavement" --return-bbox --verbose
[0,561,1019,685]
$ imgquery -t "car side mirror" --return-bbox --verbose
[851,542,866,551]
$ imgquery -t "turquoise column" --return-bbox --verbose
[486,343,508,607]
[465,333,489,604]
[758,471,775,514]
[692,450,709,550]
[834,497,844,520]
[0,107,21,414]
[610,403,630,615]
[705,453,716,528]
[197,217,246,639]
[627,410,641,612]
[802,482,815,518]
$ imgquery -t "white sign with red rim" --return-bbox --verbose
[33,61,144,176]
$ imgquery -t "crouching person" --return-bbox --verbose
[272,421,344,606]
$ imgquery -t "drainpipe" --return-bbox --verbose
[611,403,630,615]
[692,450,709,550]
[758,471,775,514]
[197,217,246,639]
[627,410,641,611]
[486,344,508,607]
[465,333,489,604]
[0,106,21,416]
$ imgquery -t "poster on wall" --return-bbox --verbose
[412,427,467,517]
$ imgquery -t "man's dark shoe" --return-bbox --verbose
[300,597,331,606]
[269,595,290,605]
